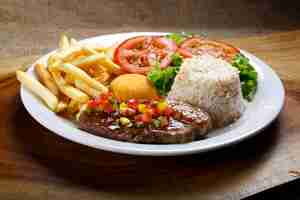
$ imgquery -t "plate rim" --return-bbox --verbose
[20,32,285,156]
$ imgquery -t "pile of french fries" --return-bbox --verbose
[17,34,121,115]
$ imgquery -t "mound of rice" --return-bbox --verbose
[168,54,245,128]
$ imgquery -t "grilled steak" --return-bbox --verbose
[77,100,212,144]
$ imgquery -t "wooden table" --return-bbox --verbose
[0,30,300,200]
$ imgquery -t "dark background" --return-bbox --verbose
[1,0,300,58]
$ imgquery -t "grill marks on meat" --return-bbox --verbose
[168,99,212,136]
[77,100,212,144]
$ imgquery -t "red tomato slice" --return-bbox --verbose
[113,36,177,74]
[178,37,239,62]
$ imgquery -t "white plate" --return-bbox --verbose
[20,32,285,156]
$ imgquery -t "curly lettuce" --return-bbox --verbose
[232,53,258,101]
[147,53,183,96]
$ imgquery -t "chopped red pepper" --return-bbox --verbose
[121,108,136,116]
[128,99,139,105]
[164,106,174,117]
[146,107,157,117]
[103,104,114,113]
[88,99,99,109]
[135,113,152,124]
[127,99,139,110]
[141,113,152,123]
[88,95,173,128]
[134,114,143,122]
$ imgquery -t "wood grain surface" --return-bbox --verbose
[0,30,299,200]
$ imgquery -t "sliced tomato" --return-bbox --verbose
[113,36,177,74]
[178,37,239,61]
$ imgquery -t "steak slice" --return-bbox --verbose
[77,100,212,144]
[78,116,195,144]
[168,99,212,137]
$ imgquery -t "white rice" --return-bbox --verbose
[168,54,245,128]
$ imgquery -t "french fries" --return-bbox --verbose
[84,64,108,77]
[94,70,110,83]
[67,99,81,114]
[48,67,66,86]
[55,101,68,113]
[53,63,108,93]
[95,47,109,52]
[17,33,121,117]
[16,71,58,111]
[74,79,101,98]
[82,46,121,74]
[71,53,105,67]
[59,34,70,50]
[70,38,78,46]
[48,37,82,67]
[98,57,122,75]
[49,46,82,65]
[63,50,86,63]
[76,103,88,120]
[34,63,59,96]
[64,73,75,85]
[49,69,89,103]
[82,46,99,55]
[59,85,89,103]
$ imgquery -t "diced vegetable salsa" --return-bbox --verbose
[86,93,175,129]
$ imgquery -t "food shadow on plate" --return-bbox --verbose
[10,95,282,194]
